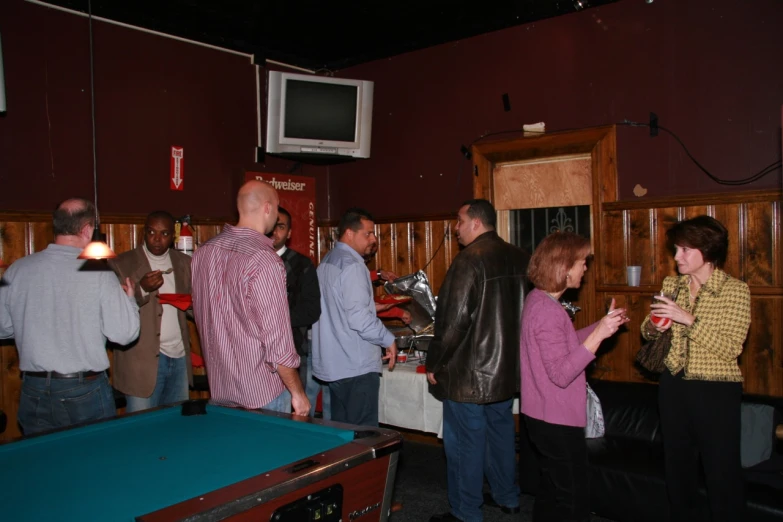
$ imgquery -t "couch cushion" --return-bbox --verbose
[587,437,667,479]
[746,478,783,520]
[744,394,783,475]
[742,403,775,468]
[589,380,662,443]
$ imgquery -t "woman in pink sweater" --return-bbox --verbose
[520,232,628,522]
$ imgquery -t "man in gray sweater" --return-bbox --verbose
[0,198,140,435]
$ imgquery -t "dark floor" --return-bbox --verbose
[389,440,617,522]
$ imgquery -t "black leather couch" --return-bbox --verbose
[518,380,783,522]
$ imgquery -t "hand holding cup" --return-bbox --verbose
[650,291,673,328]
[649,291,696,330]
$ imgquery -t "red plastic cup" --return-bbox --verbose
[651,291,673,328]
[650,314,672,328]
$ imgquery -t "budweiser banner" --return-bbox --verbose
[245,172,317,264]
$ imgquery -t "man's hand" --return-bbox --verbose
[276,365,310,416]
[426,372,437,385]
[383,341,398,371]
[291,392,311,417]
[139,270,164,293]
[380,269,398,282]
[400,310,412,324]
[121,277,135,298]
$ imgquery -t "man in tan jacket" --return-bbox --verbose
[109,211,192,412]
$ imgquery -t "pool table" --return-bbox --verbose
[0,401,402,522]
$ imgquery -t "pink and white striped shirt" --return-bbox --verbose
[192,224,300,409]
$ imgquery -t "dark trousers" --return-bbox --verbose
[658,370,744,522]
[442,399,519,522]
[524,414,590,522]
[328,371,380,427]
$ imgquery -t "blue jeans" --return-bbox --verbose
[443,398,519,522]
[18,372,115,435]
[125,354,189,413]
[263,388,292,414]
[300,351,331,420]
[329,372,380,427]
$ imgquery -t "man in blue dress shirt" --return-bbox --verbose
[311,208,398,426]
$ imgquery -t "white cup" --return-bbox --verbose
[626,266,641,287]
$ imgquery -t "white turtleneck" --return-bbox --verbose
[142,244,185,358]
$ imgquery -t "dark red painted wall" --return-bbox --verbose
[327,0,783,219]
[0,0,259,219]
[1,0,781,223]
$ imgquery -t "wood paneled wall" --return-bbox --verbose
[0,214,226,441]
[594,190,783,395]
[0,213,460,440]
[1,192,780,439]
[317,217,461,297]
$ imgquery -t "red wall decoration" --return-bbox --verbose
[244,172,317,264]
[170,146,184,191]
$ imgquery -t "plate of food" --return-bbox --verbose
[374,294,413,305]
[158,293,193,311]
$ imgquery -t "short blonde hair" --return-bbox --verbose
[528,232,591,292]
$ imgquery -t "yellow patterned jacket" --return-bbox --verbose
[641,268,751,382]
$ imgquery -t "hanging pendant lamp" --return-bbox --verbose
[78,0,116,261]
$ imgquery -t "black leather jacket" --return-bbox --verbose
[426,231,528,403]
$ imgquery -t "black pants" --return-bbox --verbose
[658,371,744,522]
[524,414,590,522]
[328,371,380,427]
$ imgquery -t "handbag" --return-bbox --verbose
[635,329,673,373]
[585,383,605,438]
[635,287,680,373]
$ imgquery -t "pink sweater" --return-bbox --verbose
[520,288,597,427]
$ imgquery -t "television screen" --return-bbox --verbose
[265,71,374,159]
[284,81,358,142]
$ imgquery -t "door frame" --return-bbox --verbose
[472,125,619,326]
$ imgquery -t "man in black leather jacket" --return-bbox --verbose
[427,199,528,522]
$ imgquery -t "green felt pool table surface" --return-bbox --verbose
[0,404,358,522]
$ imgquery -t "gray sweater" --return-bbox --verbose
[0,244,140,373]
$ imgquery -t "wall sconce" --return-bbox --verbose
[78,0,116,260]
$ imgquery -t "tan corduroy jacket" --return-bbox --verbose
[108,246,193,397]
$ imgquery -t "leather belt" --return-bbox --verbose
[23,370,104,379]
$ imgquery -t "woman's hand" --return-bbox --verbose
[650,295,695,327]
[647,319,672,334]
[596,308,630,341]
[583,299,630,353]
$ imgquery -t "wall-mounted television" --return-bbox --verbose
[265,71,374,159]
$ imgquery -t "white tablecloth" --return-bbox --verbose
[378,362,519,438]
[378,362,443,436]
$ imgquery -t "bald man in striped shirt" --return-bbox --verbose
[192,181,310,416]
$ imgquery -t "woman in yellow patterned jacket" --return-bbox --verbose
[642,215,751,522]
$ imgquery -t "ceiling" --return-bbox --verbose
[36,0,620,71]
